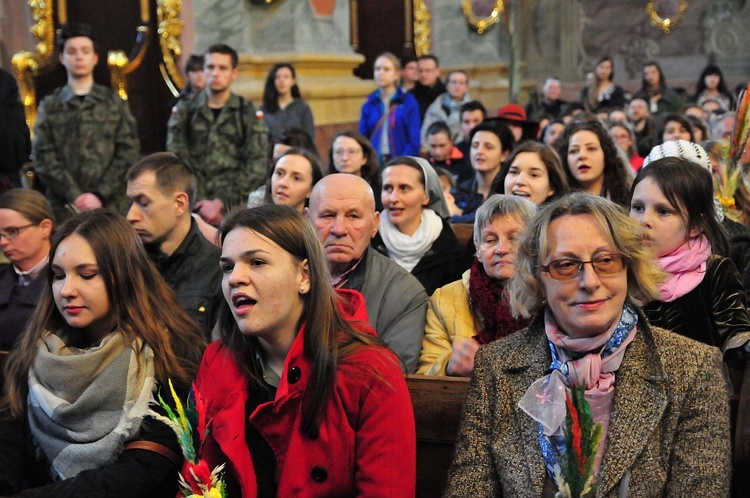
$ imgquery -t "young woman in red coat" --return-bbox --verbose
[194,204,416,497]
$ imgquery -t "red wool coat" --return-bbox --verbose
[191,290,416,497]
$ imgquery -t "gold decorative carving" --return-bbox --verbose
[106,2,151,100]
[157,0,186,94]
[413,0,431,56]
[461,0,504,35]
[646,0,688,34]
[12,0,58,129]
[107,51,129,100]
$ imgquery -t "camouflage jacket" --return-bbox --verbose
[166,91,268,207]
[32,83,140,220]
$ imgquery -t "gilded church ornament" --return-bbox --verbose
[12,0,58,129]
[157,0,186,93]
[462,0,504,35]
[646,0,688,34]
[413,0,432,56]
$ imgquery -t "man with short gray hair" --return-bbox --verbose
[308,174,427,372]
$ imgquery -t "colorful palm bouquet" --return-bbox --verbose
[714,84,750,220]
[553,387,603,498]
[149,380,227,498]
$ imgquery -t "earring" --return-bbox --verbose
[300,286,306,293]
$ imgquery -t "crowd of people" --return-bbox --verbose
[0,21,749,496]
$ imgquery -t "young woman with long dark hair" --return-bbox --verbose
[0,210,205,496]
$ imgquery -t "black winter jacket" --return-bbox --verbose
[643,255,750,368]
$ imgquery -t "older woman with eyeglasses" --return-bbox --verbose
[446,192,731,497]
[0,189,54,350]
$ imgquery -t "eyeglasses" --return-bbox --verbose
[541,253,628,281]
[0,224,36,240]
[333,148,363,157]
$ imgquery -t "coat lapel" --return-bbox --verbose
[596,323,667,496]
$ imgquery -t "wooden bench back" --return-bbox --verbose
[452,223,474,252]
[407,374,470,497]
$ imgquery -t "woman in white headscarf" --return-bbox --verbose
[372,156,466,295]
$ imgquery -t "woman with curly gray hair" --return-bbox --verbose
[446,192,731,498]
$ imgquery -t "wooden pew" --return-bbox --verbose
[452,223,474,252]
[409,366,750,496]
[732,360,750,496]
[407,375,470,497]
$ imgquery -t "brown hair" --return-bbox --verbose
[127,152,197,209]
[2,210,205,417]
[0,188,55,227]
[217,205,388,438]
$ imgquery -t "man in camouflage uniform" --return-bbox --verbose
[32,23,140,221]
[167,44,267,225]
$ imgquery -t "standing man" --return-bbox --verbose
[400,55,419,92]
[308,174,428,373]
[167,44,268,225]
[126,152,222,339]
[627,97,658,157]
[32,23,139,221]
[410,55,446,121]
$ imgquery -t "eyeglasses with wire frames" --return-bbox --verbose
[0,223,37,240]
[541,253,629,281]
[333,148,363,158]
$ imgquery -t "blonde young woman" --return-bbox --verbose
[358,52,421,163]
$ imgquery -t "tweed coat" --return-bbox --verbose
[445,309,731,498]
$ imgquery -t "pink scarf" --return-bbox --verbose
[658,235,711,303]
[544,310,637,393]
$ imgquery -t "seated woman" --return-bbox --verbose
[0,210,205,496]
[629,156,750,365]
[417,195,535,376]
[247,147,323,212]
[193,205,415,496]
[557,120,633,206]
[246,128,318,210]
[490,140,569,206]
[579,55,627,115]
[657,113,694,143]
[446,192,731,497]
[327,130,381,209]
[633,61,684,115]
[372,156,465,295]
[609,120,644,172]
[693,64,735,111]
[644,139,750,305]
[451,121,516,223]
[0,189,54,351]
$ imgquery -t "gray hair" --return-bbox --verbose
[473,194,536,246]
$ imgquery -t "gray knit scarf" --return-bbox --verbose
[27,329,155,480]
